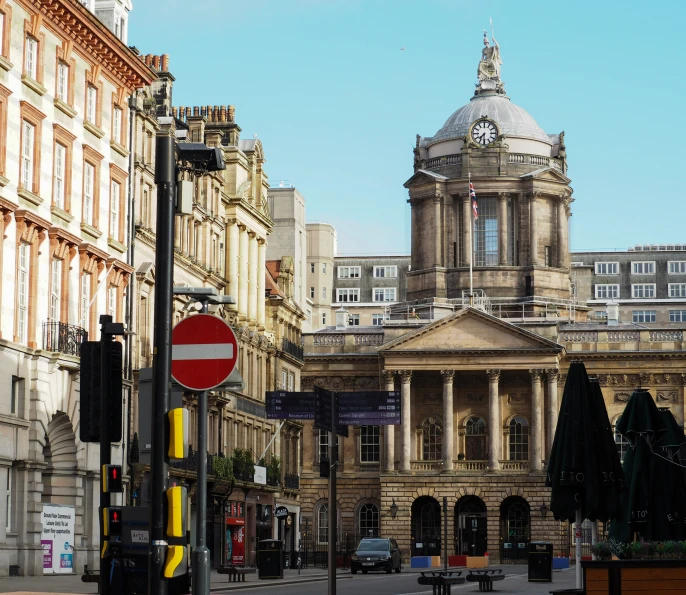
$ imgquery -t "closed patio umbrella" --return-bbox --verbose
[546,361,623,589]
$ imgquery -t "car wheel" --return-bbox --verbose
[351,568,357,575]
[361,569,368,574]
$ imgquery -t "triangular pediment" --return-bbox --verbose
[520,166,571,184]
[379,308,562,353]
[404,169,449,188]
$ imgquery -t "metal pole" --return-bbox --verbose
[193,300,210,595]
[442,497,448,572]
[575,510,582,590]
[328,391,337,595]
[99,316,112,595]
[149,130,176,595]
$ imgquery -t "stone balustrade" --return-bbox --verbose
[305,331,385,354]
[499,460,530,472]
[404,459,531,473]
[453,460,488,471]
[312,334,345,346]
[561,328,685,352]
[410,460,444,472]
[354,334,384,346]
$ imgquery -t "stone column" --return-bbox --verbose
[257,239,266,327]
[530,369,543,471]
[462,195,472,268]
[441,370,455,471]
[557,198,568,268]
[498,193,508,265]
[529,194,538,266]
[546,369,560,458]
[227,220,239,308]
[400,370,412,472]
[434,193,442,267]
[383,370,396,472]
[248,232,258,322]
[238,225,249,318]
[486,369,501,471]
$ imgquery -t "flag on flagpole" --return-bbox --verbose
[469,181,478,220]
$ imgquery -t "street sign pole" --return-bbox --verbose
[443,497,448,572]
[328,389,337,595]
[99,315,112,595]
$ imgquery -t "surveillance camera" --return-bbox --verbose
[176,142,226,173]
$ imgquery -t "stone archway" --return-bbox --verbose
[455,495,487,556]
[42,411,79,505]
[411,496,441,557]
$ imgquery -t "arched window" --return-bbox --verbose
[613,417,629,463]
[506,500,529,541]
[317,503,329,544]
[358,502,379,540]
[465,416,487,460]
[508,416,529,461]
[422,417,442,460]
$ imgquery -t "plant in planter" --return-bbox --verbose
[590,541,613,561]
[232,448,255,480]
[267,455,281,485]
[212,455,234,481]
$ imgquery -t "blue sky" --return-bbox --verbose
[130,0,685,255]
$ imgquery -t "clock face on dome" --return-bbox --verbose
[471,120,498,146]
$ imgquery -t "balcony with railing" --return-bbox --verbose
[281,338,304,361]
[409,459,530,473]
[284,473,300,490]
[42,321,88,356]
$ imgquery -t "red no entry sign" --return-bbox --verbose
[171,314,239,391]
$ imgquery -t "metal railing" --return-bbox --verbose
[42,321,87,356]
[285,474,300,489]
[281,338,304,360]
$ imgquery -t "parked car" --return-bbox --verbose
[351,538,402,574]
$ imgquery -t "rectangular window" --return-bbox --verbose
[322,287,326,299]
[86,85,97,124]
[25,36,37,79]
[5,468,11,532]
[53,144,66,208]
[11,376,21,416]
[669,310,686,322]
[112,107,122,144]
[108,286,116,319]
[281,369,287,390]
[21,121,34,190]
[360,425,380,462]
[322,313,326,325]
[310,287,315,299]
[287,373,294,392]
[595,262,619,275]
[632,284,656,298]
[322,263,326,273]
[632,261,655,274]
[473,196,498,266]
[595,284,620,299]
[80,274,91,328]
[17,244,29,344]
[83,163,94,225]
[373,287,396,302]
[337,266,360,279]
[349,314,360,326]
[372,314,389,326]
[373,265,398,278]
[595,310,608,320]
[632,310,656,323]
[50,259,61,322]
[110,180,120,238]
[669,283,686,298]
[668,261,686,274]
[57,62,68,102]
[310,263,315,273]
[336,288,359,302]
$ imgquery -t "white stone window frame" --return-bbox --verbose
[594,262,619,275]
[337,266,360,279]
[372,313,389,326]
[669,310,686,322]
[594,284,620,299]
[86,85,97,124]
[631,261,655,275]
[360,425,380,463]
[21,121,35,190]
[57,61,69,102]
[336,288,359,303]
[373,287,397,302]
[631,283,656,299]
[668,261,686,274]
[373,265,398,278]
[53,143,66,209]
[349,314,360,326]
[632,310,656,323]
[668,283,686,298]
[25,35,38,80]
[17,243,30,344]
[50,259,62,322]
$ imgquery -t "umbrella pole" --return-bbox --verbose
[575,510,582,590]
[591,522,598,560]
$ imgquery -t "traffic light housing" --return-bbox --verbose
[167,408,189,461]
[103,507,122,537]
[102,464,123,493]
[165,486,187,538]
[319,458,330,478]
[164,545,188,578]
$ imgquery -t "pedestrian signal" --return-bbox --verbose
[103,507,122,536]
[167,408,189,461]
[102,464,123,493]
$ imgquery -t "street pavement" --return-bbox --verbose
[0,565,577,594]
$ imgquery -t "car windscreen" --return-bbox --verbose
[356,539,389,551]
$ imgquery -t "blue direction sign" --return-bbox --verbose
[265,391,315,420]
[338,391,401,426]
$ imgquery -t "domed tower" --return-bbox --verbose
[405,32,572,302]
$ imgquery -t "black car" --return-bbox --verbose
[350,538,402,574]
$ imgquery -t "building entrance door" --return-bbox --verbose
[455,496,488,556]
[411,496,441,557]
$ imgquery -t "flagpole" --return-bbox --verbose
[469,172,474,304]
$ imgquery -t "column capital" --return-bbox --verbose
[545,368,560,382]
[248,230,257,239]
[399,370,413,384]
[433,192,443,203]
[440,370,455,382]
[238,223,247,231]
[486,369,501,382]
[497,192,510,201]
[382,370,396,382]
[257,238,266,246]
[529,368,544,381]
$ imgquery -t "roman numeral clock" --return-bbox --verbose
[470,119,499,146]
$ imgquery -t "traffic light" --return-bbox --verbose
[79,341,123,443]
[102,465,123,493]
[319,458,330,478]
[103,507,122,537]
[167,408,189,461]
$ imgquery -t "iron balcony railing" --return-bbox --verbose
[285,474,300,489]
[281,338,304,361]
[42,321,88,356]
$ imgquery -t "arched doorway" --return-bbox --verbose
[500,497,530,563]
[455,496,487,556]
[411,496,441,557]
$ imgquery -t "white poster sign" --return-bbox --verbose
[41,504,76,574]
[254,465,267,485]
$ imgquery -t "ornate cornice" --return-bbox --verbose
[17,0,155,91]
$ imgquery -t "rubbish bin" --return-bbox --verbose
[528,541,553,582]
[258,539,284,580]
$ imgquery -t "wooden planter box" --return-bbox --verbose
[583,559,686,594]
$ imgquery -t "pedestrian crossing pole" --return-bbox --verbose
[328,389,337,595]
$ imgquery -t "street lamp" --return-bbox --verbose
[540,503,549,518]
[390,500,399,520]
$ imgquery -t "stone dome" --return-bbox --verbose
[430,92,550,145]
